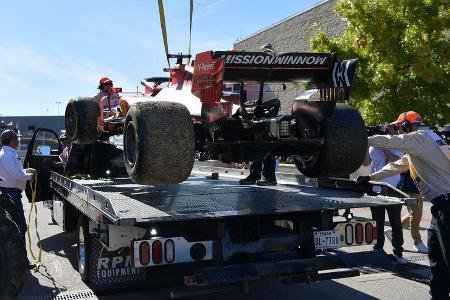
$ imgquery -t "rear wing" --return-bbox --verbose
[192,50,357,104]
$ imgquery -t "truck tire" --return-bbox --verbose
[65,97,99,144]
[0,208,27,300]
[293,103,367,177]
[123,101,195,185]
[0,192,20,229]
[77,215,90,283]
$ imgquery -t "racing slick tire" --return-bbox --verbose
[0,207,27,300]
[77,215,90,283]
[123,101,195,185]
[293,103,367,177]
[65,97,100,144]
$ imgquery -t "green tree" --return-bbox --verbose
[311,0,450,126]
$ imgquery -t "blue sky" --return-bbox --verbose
[0,0,318,116]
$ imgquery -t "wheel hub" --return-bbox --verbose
[78,225,86,274]
[124,121,137,168]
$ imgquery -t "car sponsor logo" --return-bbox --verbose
[96,253,143,280]
[332,61,351,87]
[219,53,329,66]
[198,63,215,71]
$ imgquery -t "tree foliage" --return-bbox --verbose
[311,0,450,126]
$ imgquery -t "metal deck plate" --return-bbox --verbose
[73,174,402,224]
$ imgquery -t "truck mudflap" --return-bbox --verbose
[89,233,147,288]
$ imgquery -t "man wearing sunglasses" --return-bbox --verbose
[94,77,121,109]
[94,77,123,131]
[358,111,450,299]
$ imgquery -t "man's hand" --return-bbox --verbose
[26,168,36,175]
[26,168,37,182]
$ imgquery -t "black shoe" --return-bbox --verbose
[373,245,384,251]
[239,174,261,185]
[256,178,277,186]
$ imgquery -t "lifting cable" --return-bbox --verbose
[27,173,43,270]
[157,0,195,66]
[187,0,194,65]
[157,0,170,68]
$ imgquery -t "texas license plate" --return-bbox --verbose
[314,230,341,250]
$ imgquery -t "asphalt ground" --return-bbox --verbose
[17,184,434,300]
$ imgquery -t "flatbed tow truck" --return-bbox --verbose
[21,130,415,298]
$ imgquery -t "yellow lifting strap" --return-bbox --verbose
[157,0,170,67]
[187,0,194,65]
[27,173,43,269]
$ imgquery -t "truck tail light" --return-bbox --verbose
[133,237,212,268]
[345,224,353,246]
[139,241,150,266]
[164,239,175,263]
[365,223,374,244]
[152,240,162,264]
[334,221,378,248]
[355,223,364,244]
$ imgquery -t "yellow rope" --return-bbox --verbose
[157,0,170,67]
[27,173,43,270]
[187,0,194,65]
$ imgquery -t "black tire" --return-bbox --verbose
[293,103,367,177]
[0,208,27,300]
[123,101,195,185]
[65,97,100,144]
[64,202,79,232]
[0,192,20,229]
[76,215,90,283]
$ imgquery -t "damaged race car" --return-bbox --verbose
[64,50,366,185]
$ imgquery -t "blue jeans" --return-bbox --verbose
[3,188,27,242]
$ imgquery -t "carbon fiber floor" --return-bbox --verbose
[73,175,403,223]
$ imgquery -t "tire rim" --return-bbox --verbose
[78,224,86,275]
[124,121,137,168]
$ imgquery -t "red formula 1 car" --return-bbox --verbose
[64,51,366,185]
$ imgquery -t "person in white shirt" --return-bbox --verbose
[0,130,36,243]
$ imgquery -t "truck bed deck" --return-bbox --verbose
[51,171,407,226]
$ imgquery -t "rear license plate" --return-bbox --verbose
[314,230,341,250]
